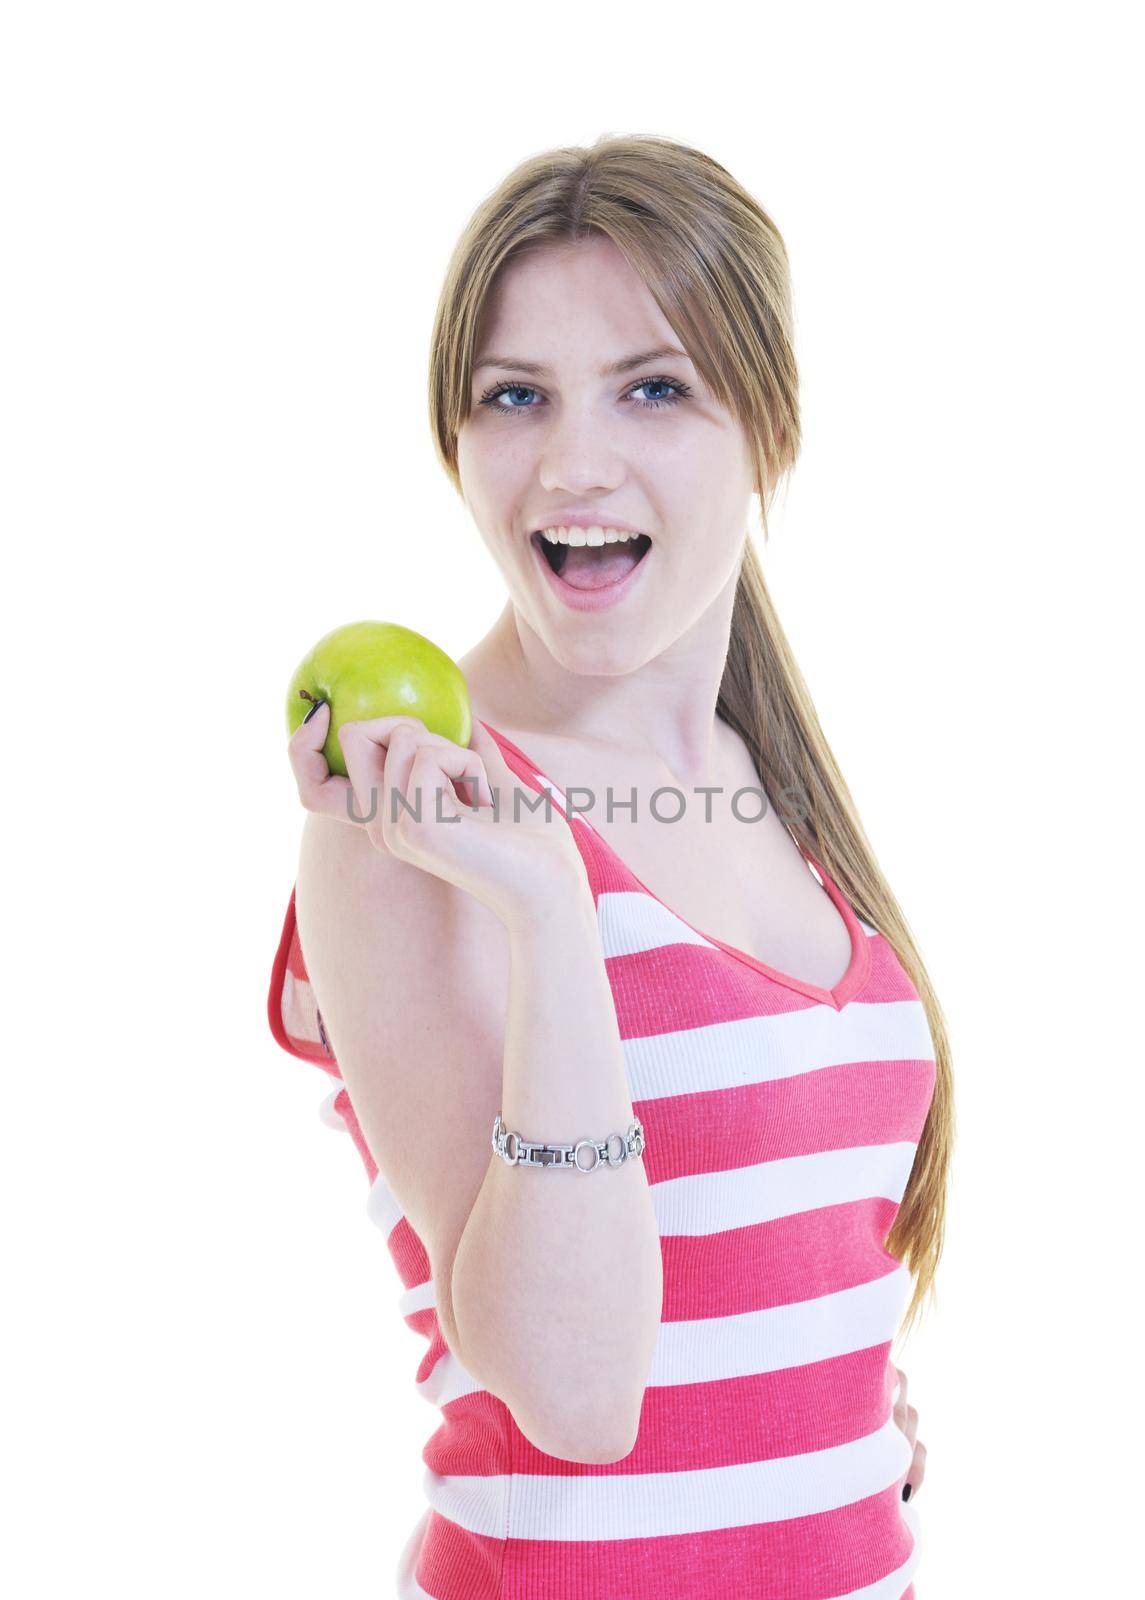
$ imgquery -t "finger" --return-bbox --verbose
[385,723,494,812]
[378,743,465,864]
[341,713,463,751]
[287,700,354,820]
[384,741,495,858]
[339,716,391,848]
[903,1438,926,1500]
[895,1402,918,1449]
[407,743,466,828]
[892,1366,914,1433]
[340,716,496,826]
[437,739,495,810]
[468,719,540,816]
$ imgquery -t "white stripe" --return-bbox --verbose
[365,1172,403,1237]
[398,1276,437,1318]
[316,1087,349,1132]
[529,773,570,812]
[651,1264,913,1386]
[424,1410,913,1541]
[397,1571,432,1599]
[621,996,935,1100]
[517,773,576,821]
[408,1263,910,1396]
[396,1564,436,1600]
[597,891,718,958]
[415,1347,485,1408]
[394,1508,433,1599]
[596,888,886,965]
[281,970,325,1044]
[652,1141,921,1235]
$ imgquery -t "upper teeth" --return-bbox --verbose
[539,526,645,546]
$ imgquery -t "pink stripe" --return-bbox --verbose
[643,1059,936,1182]
[424,1390,513,1475]
[329,1086,378,1181]
[388,1214,432,1286]
[416,1510,506,1600]
[425,1344,898,1478]
[284,931,309,981]
[863,937,927,1002]
[660,1200,904,1317]
[415,1323,456,1387]
[609,939,824,1031]
[605,930,923,1033]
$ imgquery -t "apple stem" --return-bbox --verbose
[298,689,320,703]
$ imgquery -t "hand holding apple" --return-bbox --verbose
[284,623,587,924]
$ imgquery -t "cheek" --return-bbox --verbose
[667,430,754,527]
[458,423,536,497]
[456,424,487,486]
[677,528,745,590]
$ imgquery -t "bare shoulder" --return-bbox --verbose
[295,809,510,1030]
[294,812,510,1357]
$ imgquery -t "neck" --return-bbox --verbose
[460,567,741,787]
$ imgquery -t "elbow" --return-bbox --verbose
[510,1388,645,1466]
[564,1424,641,1467]
[457,1343,643,1463]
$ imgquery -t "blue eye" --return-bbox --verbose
[477,375,692,417]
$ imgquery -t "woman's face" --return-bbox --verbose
[456,234,757,677]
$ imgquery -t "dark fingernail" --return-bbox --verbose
[303,698,326,725]
[901,1483,912,1501]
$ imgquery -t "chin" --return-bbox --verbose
[547,629,649,679]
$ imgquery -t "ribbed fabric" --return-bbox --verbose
[267,720,935,1598]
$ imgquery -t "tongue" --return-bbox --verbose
[559,540,644,590]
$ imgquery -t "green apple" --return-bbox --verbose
[285,619,472,778]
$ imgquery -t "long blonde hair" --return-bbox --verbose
[427,133,953,1333]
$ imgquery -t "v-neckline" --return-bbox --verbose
[481,721,872,1012]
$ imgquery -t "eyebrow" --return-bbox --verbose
[473,346,694,377]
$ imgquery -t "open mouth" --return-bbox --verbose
[531,529,653,592]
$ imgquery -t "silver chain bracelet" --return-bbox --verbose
[491,1112,646,1173]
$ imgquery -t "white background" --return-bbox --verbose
[4,4,1141,1595]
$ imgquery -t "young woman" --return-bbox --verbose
[269,133,951,1599]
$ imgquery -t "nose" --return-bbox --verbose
[537,403,626,498]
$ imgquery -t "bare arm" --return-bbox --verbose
[294,807,661,1465]
[451,875,663,1464]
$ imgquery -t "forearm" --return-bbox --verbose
[450,870,663,1464]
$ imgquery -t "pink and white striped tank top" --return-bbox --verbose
[267,720,937,1598]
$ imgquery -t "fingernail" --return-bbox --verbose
[302,698,326,725]
[901,1483,912,1502]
